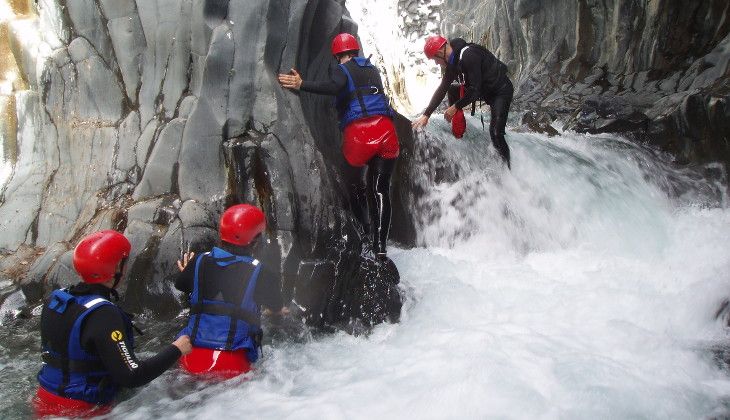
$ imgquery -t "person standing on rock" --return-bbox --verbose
[412,35,514,169]
[174,204,288,379]
[277,33,400,261]
[34,230,192,418]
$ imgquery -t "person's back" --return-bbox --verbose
[413,35,514,169]
[449,38,508,97]
[175,204,286,379]
[278,34,401,259]
[34,230,191,418]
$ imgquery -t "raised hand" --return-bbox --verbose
[277,69,303,90]
[176,251,195,272]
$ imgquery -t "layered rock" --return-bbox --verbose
[437,0,730,169]
[0,0,414,327]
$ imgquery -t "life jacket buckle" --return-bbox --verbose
[48,290,73,314]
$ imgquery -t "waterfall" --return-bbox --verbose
[20,123,726,419]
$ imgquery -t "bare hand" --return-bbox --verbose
[177,251,195,272]
[173,335,193,355]
[278,69,303,90]
[444,105,457,122]
[412,114,430,129]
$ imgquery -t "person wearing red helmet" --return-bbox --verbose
[174,204,287,379]
[413,35,514,169]
[34,230,192,418]
[277,33,399,260]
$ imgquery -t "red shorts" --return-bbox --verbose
[180,346,252,379]
[342,115,399,167]
[32,387,111,419]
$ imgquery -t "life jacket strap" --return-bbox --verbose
[189,303,261,328]
[340,86,382,109]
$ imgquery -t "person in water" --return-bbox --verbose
[277,33,400,260]
[34,230,192,418]
[412,35,514,169]
[175,204,287,379]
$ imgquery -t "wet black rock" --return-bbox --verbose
[521,110,559,137]
[0,0,416,330]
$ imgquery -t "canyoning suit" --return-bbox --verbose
[175,246,283,378]
[300,56,399,255]
[425,38,513,168]
[35,283,181,418]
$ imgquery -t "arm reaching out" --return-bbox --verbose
[412,114,430,129]
[278,69,303,90]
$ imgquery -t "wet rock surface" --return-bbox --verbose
[0,0,416,329]
[439,0,730,170]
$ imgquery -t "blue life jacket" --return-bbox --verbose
[37,289,133,404]
[336,56,394,130]
[178,247,263,362]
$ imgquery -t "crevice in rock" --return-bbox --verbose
[92,0,133,114]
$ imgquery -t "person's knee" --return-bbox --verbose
[489,125,505,138]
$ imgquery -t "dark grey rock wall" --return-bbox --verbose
[439,0,730,169]
[0,0,414,327]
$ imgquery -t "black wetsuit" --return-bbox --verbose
[300,65,396,255]
[425,38,513,168]
[174,247,284,311]
[40,283,181,389]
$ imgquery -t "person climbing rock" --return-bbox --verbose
[175,204,288,379]
[412,35,514,169]
[278,33,399,260]
[34,230,192,418]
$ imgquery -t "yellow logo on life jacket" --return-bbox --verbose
[111,330,123,342]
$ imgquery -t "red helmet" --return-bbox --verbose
[331,33,360,56]
[219,204,266,246]
[424,35,448,59]
[73,230,131,283]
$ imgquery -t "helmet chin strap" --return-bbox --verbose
[110,257,128,301]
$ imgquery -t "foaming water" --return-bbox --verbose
[100,118,730,419]
[2,118,729,419]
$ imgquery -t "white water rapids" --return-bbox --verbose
[109,116,730,419]
[2,1,730,417]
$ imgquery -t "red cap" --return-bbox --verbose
[219,204,266,246]
[73,230,131,283]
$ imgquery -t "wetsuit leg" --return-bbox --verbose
[366,157,396,257]
[489,79,514,169]
[346,165,370,235]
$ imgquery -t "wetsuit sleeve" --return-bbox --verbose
[300,65,348,96]
[454,50,483,110]
[254,264,284,311]
[82,306,181,388]
[174,255,198,294]
[424,70,456,116]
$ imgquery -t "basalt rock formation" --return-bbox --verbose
[395,0,729,170]
[0,0,415,328]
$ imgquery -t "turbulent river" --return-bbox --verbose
[2,116,730,419]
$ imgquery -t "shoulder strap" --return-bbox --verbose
[240,259,262,313]
[189,252,209,305]
[48,289,75,314]
[189,252,208,346]
[459,45,470,61]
